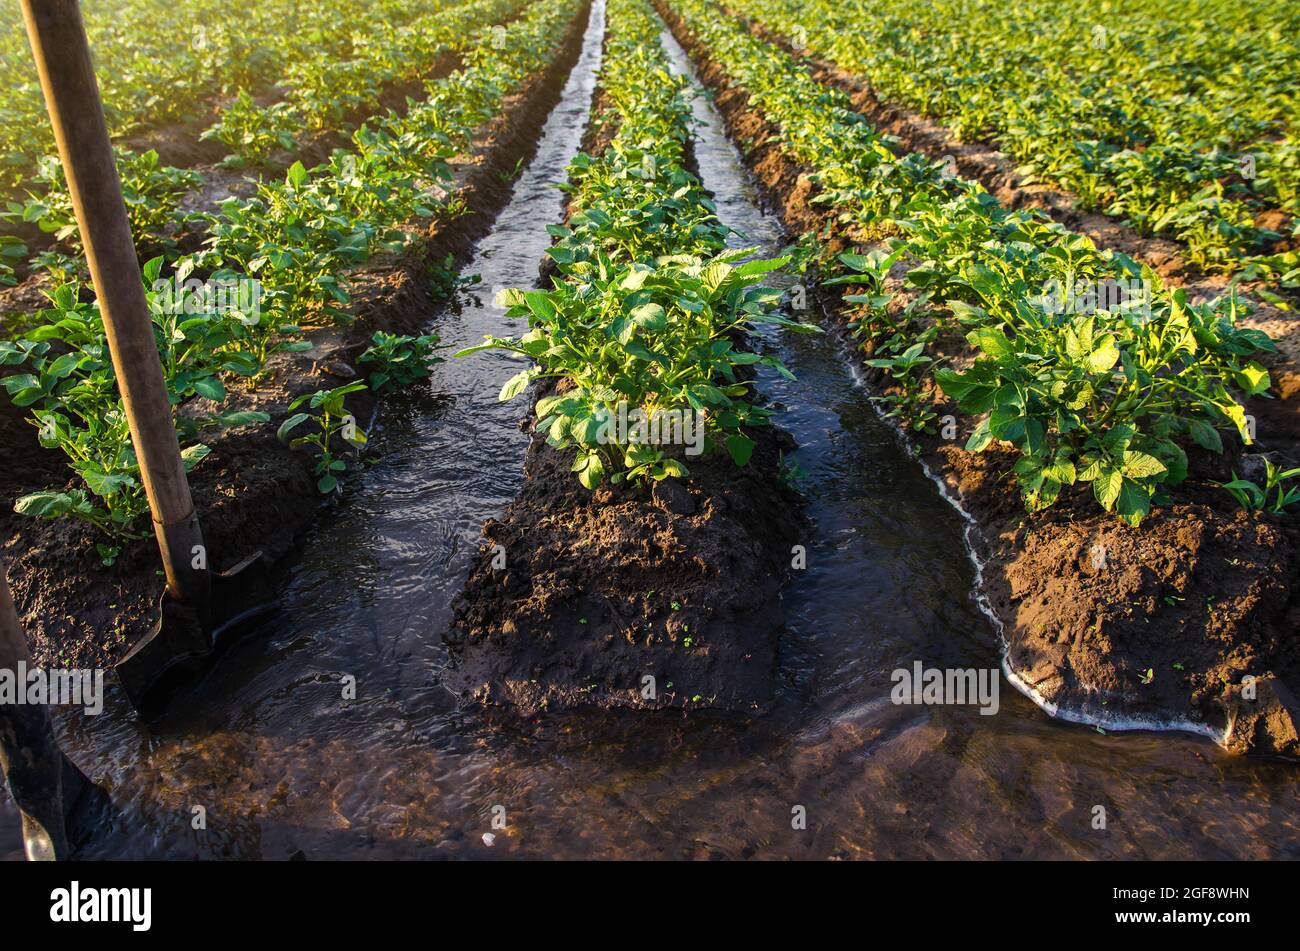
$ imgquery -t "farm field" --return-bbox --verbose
[0,0,1298,876]
[725,0,1300,286]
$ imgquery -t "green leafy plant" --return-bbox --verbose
[14,445,210,542]
[864,342,941,433]
[16,149,199,260]
[0,235,24,286]
[277,381,369,493]
[1217,460,1300,513]
[2,260,267,538]
[458,2,816,489]
[202,89,300,166]
[358,330,442,392]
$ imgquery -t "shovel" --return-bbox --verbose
[21,0,277,712]
[114,551,278,712]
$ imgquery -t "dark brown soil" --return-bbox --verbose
[1,2,594,673]
[445,417,803,715]
[444,23,806,716]
[659,0,1300,757]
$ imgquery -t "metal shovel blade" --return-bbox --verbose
[114,551,274,712]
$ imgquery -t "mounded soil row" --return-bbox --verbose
[444,23,805,716]
[657,0,1300,757]
[0,1,594,671]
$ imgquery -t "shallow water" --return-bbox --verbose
[3,2,1297,860]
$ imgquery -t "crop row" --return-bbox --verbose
[1,0,586,550]
[0,0,457,196]
[203,0,531,164]
[2,0,534,284]
[724,0,1300,285]
[665,0,1280,525]
[460,0,810,488]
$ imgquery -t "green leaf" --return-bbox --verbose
[277,412,310,442]
[934,367,976,402]
[523,290,556,322]
[629,303,667,332]
[1094,468,1123,511]
[498,369,532,402]
[1187,418,1223,453]
[572,414,604,446]
[191,375,226,401]
[968,327,1015,360]
[44,353,81,380]
[732,255,790,278]
[14,491,71,518]
[725,433,755,467]
[965,419,994,452]
[1116,479,1151,526]
[1042,455,1077,485]
[1121,451,1166,480]
[576,452,604,490]
[1084,336,1120,374]
[1101,424,1136,453]
[608,312,635,345]
[1233,362,1271,397]
[215,410,271,428]
[180,443,211,471]
[1077,454,1103,482]
[454,339,505,358]
[620,266,651,290]
[988,406,1026,443]
[81,467,134,498]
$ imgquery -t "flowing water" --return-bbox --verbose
[3,3,1297,860]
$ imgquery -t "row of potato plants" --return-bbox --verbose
[2,0,530,282]
[460,0,812,488]
[1,0,585,552]
[667,0,1279,526]
[725,0,1299,289]
[0,0,448,196]
[204,0,529,164]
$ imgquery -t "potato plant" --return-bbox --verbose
[277,381,370,494]
[359,331,444,393]
[1,269,266,539]
[461,0,814,488]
